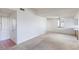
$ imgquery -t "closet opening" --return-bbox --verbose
[0,8,17,48]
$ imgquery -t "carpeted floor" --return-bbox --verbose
[8,33,79,50]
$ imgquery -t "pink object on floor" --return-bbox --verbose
[0,39,16,48]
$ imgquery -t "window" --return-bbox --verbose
[58,19,64,28]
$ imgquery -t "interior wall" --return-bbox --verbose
[78,17,79,40]
[9,16,17,43]
[47,18,75,35]
[75,11,79,40]
[17,9,47,44]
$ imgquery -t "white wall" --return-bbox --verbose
[47,18,75,35]
[17,9,47,44]
[9,17,17,43]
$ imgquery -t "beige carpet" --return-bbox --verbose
[6,32,79,50]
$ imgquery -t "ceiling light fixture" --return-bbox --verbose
[20,8,25,11]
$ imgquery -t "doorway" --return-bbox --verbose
[0,8,17,48]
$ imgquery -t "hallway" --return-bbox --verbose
[7,33,79,50]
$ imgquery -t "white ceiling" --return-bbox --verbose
[30,8,79,18]
[0,8,16,16]
[0,8,78,19]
